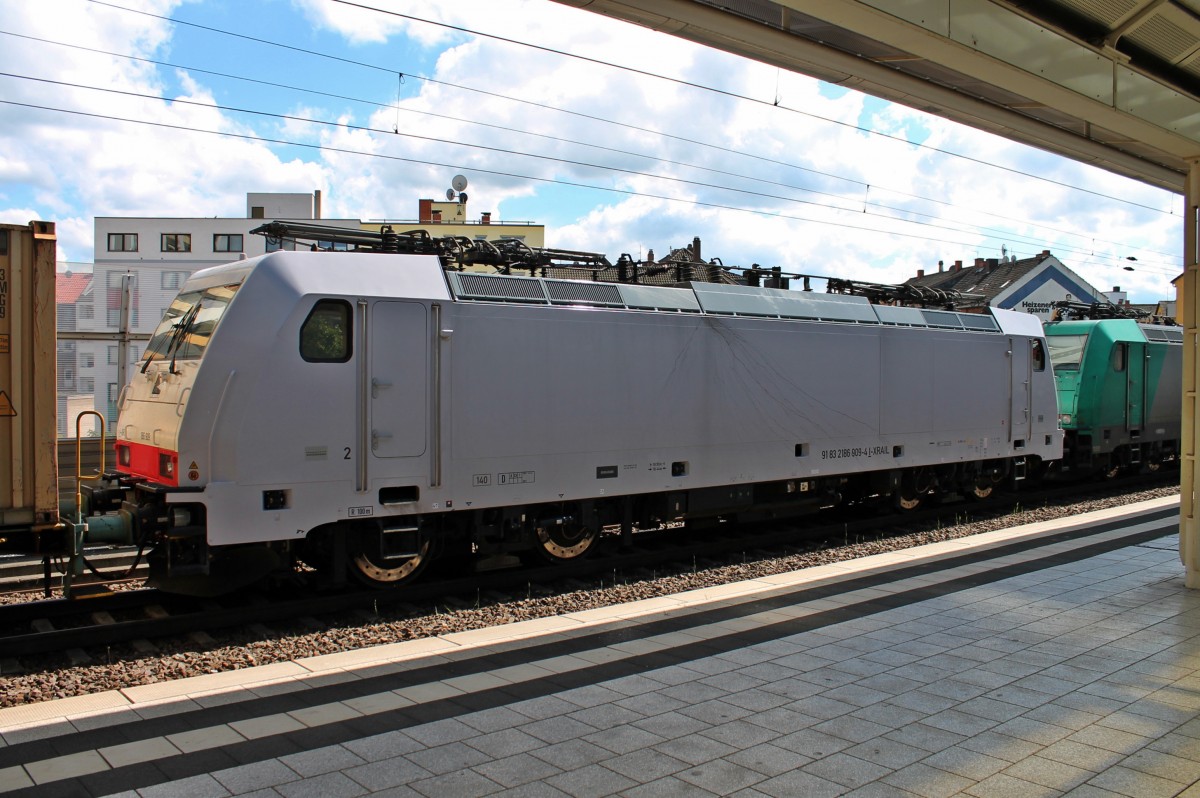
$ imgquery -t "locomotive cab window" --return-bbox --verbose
[1111,343,1127,372]
[142,283,240,367]
[1032,339,1046,371]
[1046,334,1088,372]
[300,299,352,362]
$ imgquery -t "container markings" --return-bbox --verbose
[0,390,14,417]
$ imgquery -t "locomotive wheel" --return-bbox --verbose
[964,471,1001,501]
[966,480,993,501]
[347,524,432,587]
[894,469,930,511]
[533,516,599,563]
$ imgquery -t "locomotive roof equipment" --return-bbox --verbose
[250,221,985,309]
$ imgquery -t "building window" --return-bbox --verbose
[81,353,94,368]
[265,236,295,253]
[79,305,94,320]
[251,206,265,219]
[162,271,186,290]
[81,377,94,392]
[107,308,140,327]
[107,233,138,252]
[499,235,526,242]
[107,346,118,365]
[161,233,191,253]
[213,234,243,253]
[106,383,118,423]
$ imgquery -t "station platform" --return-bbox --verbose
[0,494,1195,798]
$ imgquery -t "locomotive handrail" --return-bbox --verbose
[175,386,191,418]
[74,411,106,524]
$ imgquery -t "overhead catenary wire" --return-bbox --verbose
[337,0,1181,217]
[2,26,1179,263]
[0,68,1180,272]
[0,97,1040,253]
[86,0,1177,217]
[0,69,1165,266]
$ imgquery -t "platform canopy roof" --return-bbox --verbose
[556,0,1200,194]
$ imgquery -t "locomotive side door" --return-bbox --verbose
[1009,337,1031,443]
[1125,341,1145,432]
[370,301,428,458]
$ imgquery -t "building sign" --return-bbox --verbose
[997,263,1099,322]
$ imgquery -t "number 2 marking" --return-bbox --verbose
[344,447,351,460]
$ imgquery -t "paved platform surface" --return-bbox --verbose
[0,495,1196,797]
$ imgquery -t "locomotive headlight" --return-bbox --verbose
[117,445,131,467]
[1059,413,1072,426]
[159,453,176,477]
[171,506,192,527]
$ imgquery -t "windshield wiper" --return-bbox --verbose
[141,310,188,374]
[166,301,203,375]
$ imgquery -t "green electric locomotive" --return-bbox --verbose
[1043,315,1182,476]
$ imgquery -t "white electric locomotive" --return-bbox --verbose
[111,251,1061,593]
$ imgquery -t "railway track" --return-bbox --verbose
[0,548,147,597]
[0,474,1176,665]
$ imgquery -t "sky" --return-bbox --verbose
[0,0,1185,302]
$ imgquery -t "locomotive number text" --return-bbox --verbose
[820,445,889,461]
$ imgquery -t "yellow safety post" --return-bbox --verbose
[63,410,106,598]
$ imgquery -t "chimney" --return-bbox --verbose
[938,260,944,273]
[481,212,491,225]
[313,189,322,220]
[419,199,433,223]
[1041,249,1051,258]
[917,269,925,278]
[974,258,986,268]
[1112,286,1120,292]
[692,236,702,263]
[953,260,963,272]
[986,258,999,270]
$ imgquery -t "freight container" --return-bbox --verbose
[0,221,58,530]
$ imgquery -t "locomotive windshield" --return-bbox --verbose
[1045,334,1088,372]
[141,283,240,367]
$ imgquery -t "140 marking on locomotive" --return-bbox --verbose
[473,472,536,486]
